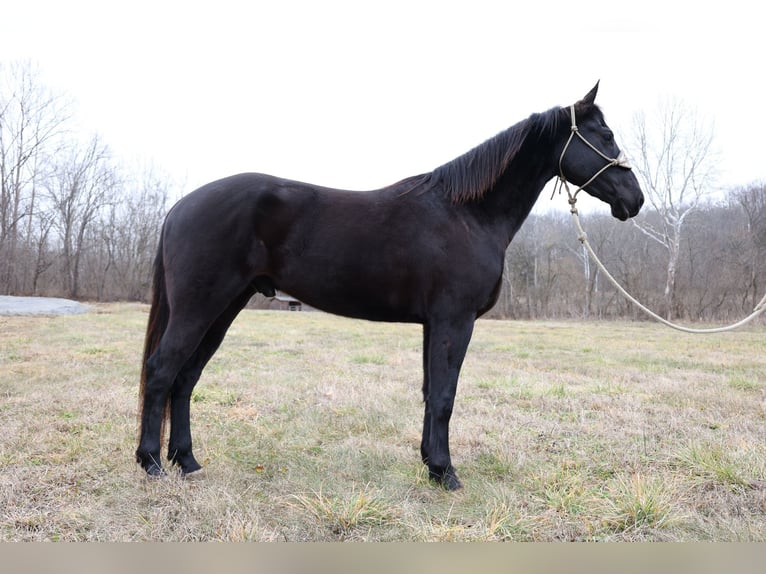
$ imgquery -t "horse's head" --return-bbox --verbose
[556,82,644,221]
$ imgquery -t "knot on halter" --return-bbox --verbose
[568,194,579,215]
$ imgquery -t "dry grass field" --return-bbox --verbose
[1,304,764,541]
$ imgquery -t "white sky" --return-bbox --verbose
[2,0,764,215]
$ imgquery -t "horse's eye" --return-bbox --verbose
[603,131,614,143]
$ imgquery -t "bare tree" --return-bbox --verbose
[45,135,117,299]
[734,182,766,311]
[98,163,173,300]
[627,98,718,319]
[0,61,69,293]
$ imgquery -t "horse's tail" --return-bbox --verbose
[138,230,171,450]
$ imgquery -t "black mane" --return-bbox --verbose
[431,106,566,204]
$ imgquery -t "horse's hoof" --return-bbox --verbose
[181,467,206,480]
[144,463,166,479]
[169,452,202,476]
[442,473,463,491]
[429,466,463,491]
[180,460,203,474]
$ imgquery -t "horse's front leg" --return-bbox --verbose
[421,318,475,490]
[420,325,431,466]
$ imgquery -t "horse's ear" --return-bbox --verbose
[577,81,600,106]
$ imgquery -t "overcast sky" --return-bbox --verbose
[2,1,763,215]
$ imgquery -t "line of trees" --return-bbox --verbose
[493,185,766,321]
[1,61,175,300]
[2,61,764,323]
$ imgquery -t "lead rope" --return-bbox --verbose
[557,104,765,333]
[567,194,766,333]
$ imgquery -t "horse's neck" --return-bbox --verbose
[481,156,555,244]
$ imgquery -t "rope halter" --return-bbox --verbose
[553,105,632,211]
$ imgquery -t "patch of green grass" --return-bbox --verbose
[482,501,535,541]
[350,354,387,365]
[80,347,110,356]
[599,473,677,534]
[675,441,751,489]
[545,382,568,398]
[288,486,399,539]
[475,377,511,390]
[472,450,516,480]
[60,409,77,421]
[726,376,760,392]
[541,473,589,516]
[591,381,626,395]
[191,385,241,406]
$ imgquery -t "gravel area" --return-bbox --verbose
[0,296,91,316]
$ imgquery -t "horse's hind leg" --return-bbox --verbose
[167,287,255,474]
[137,317,212,476]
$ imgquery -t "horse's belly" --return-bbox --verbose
[275,265,424,323]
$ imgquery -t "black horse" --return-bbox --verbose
[137,83,643,490]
